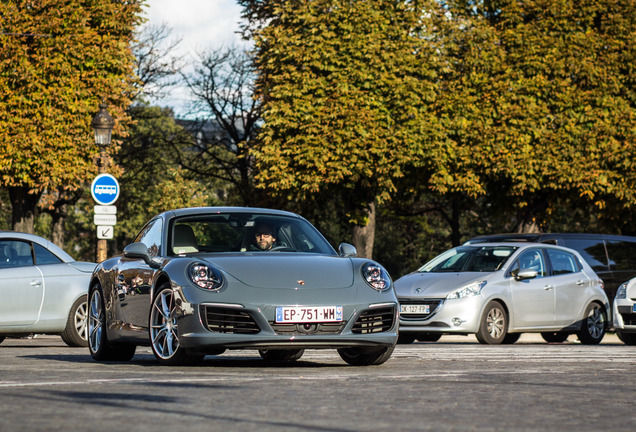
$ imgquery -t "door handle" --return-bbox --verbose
[576,280,585,286]
[30,280,41,287]
[543,285,554,291]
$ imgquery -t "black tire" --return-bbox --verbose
[397,334,416,344]
[417,333,442,342]
[88,284,136,361]
[150,284,204,366]
[258,349,305,362]
[576,302,606,345]
[476,301,508,345]
[616,331,636,345]
[502,333,521,344]
[541,332,569,343]
[337,346,395,366]
[60,295,88,347]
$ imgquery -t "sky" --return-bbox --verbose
[140,0,246,115]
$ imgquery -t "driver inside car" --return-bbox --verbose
[253,223,277,251]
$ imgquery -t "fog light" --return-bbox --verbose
[452,318,463,326]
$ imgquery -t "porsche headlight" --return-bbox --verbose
[362,262,392,292]
[616,282,627,299]
[188,262,224,291]
[447,281,486,299]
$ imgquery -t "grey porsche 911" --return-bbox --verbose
[87,207,397,366]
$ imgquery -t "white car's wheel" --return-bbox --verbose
[60,295,88,347]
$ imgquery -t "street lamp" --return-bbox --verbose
[91,102,115,262]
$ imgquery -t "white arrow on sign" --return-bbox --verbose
[94,214,117,226]
[94,205,117,215]
[97,226,114,239]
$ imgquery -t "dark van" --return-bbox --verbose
[465,233,636,302]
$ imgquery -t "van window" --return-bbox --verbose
[561,238,608,272]
[606,241,636,271]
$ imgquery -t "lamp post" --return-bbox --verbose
[91,102,115,262]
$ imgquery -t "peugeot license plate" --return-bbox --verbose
[400,304,430,314]
[276,306,343,323]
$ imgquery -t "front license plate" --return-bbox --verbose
[276,306,343,323]
[633,304,636,313]
[400,304,430,314]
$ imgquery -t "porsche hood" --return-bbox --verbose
[201,254,356,289]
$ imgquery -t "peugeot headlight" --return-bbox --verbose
[616,282,627,299]
[188,262,224,291]
[362,262,392,292]
[447,281,486,299]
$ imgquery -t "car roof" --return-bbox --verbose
[158,206,302,220]
[0,231,75,262]
[466,232,636,244]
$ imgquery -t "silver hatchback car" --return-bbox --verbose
[396,243,609,345]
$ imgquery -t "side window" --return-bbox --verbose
[561,238,608,273]
[605,241,636,271]
[515,249,547,278]
[33,243,63,265]
[0,240,34,267]
[134,219,163,257]
[547,249,580,275]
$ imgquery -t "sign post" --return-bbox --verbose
[91,174,119,261]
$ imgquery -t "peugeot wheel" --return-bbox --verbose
[577,303,606,345]
[476,301,508,345]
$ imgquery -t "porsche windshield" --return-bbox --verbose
[170,212,335,255]
[418,246,517,273]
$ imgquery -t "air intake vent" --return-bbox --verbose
[352,307,395,334]
[202,306,260,334]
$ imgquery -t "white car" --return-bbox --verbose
[613,277,636,345]
[395,243,609,344]
[0,232,95,346]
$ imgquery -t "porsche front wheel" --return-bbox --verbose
[150,284,204,366]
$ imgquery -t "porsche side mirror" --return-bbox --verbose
[514,269,538,281]
[338,243,357,257]
[124,242,160,269]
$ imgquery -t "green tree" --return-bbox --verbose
[0,0,143,236]
[240,0,442,257]
[437,0,636,232]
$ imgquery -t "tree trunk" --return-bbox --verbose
[9,187,41,233]
[50,203,68,249]
[351,201,376,259]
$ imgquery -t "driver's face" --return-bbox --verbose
[255,229,275,250]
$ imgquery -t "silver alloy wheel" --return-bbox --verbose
[150,289,179,360]
[74,300,88,341]
[486,307,505,339]
[586,304,605,339]
[88,290,103,353]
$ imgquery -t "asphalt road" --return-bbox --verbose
[0,333,634,432]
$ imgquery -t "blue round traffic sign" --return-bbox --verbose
[91,174,120,205]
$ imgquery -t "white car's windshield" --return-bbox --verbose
[419,246,517,273]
